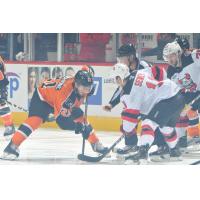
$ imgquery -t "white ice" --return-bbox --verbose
[0,127,200,165]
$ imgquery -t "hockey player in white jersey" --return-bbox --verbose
[103,44,167,155]
[110,64,186,163]
[163,40,200,150]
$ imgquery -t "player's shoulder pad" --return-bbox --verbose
[191,49,200,62]
[139,60,152,69]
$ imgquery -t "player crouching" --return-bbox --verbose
[2,70,108,160]
[110,64,186,164]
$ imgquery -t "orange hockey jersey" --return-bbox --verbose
[37,77,85,118]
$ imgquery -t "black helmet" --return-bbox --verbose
[117,44,136,57]
[75,70,93,87]
[176,37,190,50]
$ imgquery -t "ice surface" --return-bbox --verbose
[0,127,199,165]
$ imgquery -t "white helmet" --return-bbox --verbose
[109,63,130,80]
[163,41,182,61]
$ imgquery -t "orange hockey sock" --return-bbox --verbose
[187,109,200,137]
[87,132,99,144]
[187,126,200,137]
[12,116,43,146]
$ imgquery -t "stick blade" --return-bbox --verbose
[77,154,104,162]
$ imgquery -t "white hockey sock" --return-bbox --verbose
[160,127,178,149]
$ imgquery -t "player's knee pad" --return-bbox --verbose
[56,115,76,130]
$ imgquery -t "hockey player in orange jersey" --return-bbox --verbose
[2,69,108,160]
[0,55,15,139]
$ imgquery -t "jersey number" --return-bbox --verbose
[135,74,161,89]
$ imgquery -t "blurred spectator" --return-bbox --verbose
[35,34,57,61]
[65,67,75,77]
[52,67,63,78]
[28,67,39,106]
[15,52,27,61]
[142,33,177,60]
[40,67,51,82]
[0,34,8,59]
[121,33,137,46]
[14,34,24,59]
[79,33,111,62]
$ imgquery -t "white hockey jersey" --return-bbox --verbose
[169,50,200,93]
[121,69,180,116]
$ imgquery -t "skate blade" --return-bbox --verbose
[116,151,138,161]
[149,154,170,162]
[182,152,200,158]
[150,155,182,162]
[112,147,137,155]
[169,156,183,162]
[124,159,140,165]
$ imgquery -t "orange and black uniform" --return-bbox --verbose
[11,77,99,147]
[0,56,14,127]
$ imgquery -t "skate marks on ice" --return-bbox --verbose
[0,128,200,165]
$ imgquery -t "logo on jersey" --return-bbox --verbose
[6,72,20,98]
[177,73,197,92]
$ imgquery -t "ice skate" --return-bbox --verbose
[2,141,19,160]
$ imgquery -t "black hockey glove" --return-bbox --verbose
[75,122,93,139]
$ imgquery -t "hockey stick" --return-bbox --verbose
[81,97,88,155]
[6,100,28,112]
[78,134,125,162]
[190,160,200,165]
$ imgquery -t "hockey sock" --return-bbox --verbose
[187,109,200,137]
[87,132,99,144]
[12,116,43,146]
[140,119,158,146]
[159,127,178,149]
